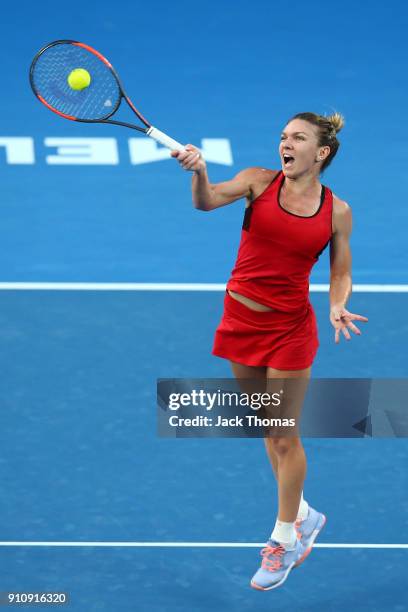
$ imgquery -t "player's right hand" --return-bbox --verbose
[171,144,206,173]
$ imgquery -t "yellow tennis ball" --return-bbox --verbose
[67,68,91,91]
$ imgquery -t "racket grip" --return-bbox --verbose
[147,126,185,151]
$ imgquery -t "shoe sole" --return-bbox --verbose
[250,515,327,591]
[250,544,313,591]
[250,560,297,591]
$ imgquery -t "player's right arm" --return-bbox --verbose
[171,144,256,211]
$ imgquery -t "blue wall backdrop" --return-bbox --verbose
[1,0,408,282]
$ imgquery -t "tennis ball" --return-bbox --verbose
[67,68,91,91]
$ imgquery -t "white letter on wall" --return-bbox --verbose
[45,138,119,165]
[128,138,233,166]
[0,138,35,164]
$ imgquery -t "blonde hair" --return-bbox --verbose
[288,111,345,172]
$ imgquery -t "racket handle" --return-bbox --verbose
[147,126,185,151]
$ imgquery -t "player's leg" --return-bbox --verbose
[229,360,266,379]
[251,366,313,590]
[229,362,306,488]
[265,366,311,524]
[265,366,326,551]
[229,361,268,405]
[260,367,310,484]
[228,361,274,465]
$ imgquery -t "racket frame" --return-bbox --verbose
[29,39,185,150]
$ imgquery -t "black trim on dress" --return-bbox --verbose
[278,175,326,218]
[243,170,281,231]
[314,237,331,260]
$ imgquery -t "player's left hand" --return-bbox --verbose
[330,305,368,344]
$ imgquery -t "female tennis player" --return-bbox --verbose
[171,112,368,591]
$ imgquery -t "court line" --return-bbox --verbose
[0,541,407,549]
[0,283,407,292]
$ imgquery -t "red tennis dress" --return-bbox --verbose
[212,170,333,369]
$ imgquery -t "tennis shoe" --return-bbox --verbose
[250,537,308,591]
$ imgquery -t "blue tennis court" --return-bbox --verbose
[0,0,407,610]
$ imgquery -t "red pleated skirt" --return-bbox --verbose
[212,290,319,370]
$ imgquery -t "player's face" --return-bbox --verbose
[279,119,323,177]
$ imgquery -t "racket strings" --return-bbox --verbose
[31,43,121,120]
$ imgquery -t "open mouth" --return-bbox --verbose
[283,154,295,167]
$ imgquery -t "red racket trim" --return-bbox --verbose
[73,42,112,68]
[37,95,77,121]
[124,96,151,128]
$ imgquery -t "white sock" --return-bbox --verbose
[297,491,309,521]
[270,520,297,550]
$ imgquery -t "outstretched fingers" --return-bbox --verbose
[346,312,369,322]
[345,320,362,335]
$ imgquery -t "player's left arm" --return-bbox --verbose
[329,197,368,344]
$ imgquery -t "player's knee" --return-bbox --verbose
[269,436,300,456]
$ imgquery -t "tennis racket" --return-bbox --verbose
[29,40,185,152]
